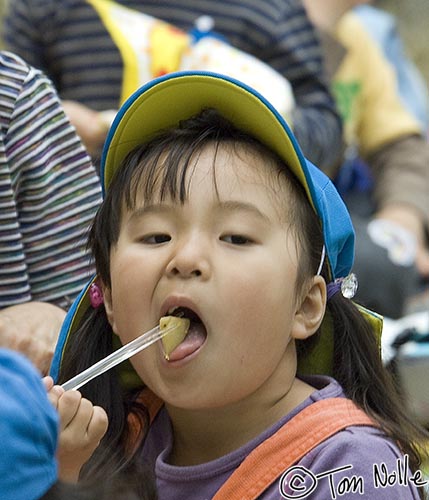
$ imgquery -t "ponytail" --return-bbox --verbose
[58,308,150,482]
[328,293,428,479]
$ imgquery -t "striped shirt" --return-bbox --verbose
[4,0,343,171]
[0,51,102,308]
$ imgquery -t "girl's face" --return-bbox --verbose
[104,143,324,410]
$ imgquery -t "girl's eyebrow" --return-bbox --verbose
[217,201,270,222]
[128,204,174,221]
[128,201,270,222]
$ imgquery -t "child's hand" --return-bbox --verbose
[45,380,108,483]
[62,100,114,156]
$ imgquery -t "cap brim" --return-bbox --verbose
[101,71,355,279]
[101,71,314,204]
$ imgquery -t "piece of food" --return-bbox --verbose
[159,316,190,360]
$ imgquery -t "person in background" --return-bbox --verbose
[0,51,102,373]
[0,347,60,500]
[3,0,343,171]
[302,0,429,318]
[355,2,429,133]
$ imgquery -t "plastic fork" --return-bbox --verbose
[61,324,173,391]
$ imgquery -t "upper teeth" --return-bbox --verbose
[167,306,183,316]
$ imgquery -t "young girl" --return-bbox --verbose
[51,71,428,499]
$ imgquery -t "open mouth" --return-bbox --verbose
[162,306,207,362]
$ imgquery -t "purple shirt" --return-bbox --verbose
[142,376,423,499]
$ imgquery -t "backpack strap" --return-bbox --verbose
[126,388,164,456]
[213,397,377,500]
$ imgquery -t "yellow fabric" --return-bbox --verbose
[87,0,189,104]
[86,0,294,116]
[148,24,190,78]
[334,12,421,157]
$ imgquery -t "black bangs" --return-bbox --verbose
[117,108,260,209]
[121,132,203,209]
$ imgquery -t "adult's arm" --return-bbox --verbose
[369,135,429,276]
[0,302,65,375]
[0,52,102,369]
[0,51,102,307]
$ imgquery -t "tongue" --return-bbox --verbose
[166,322,206,361]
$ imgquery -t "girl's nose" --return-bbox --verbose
[165,237,211,280]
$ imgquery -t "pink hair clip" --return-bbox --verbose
[89,282,104,308]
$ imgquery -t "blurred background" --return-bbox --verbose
[0,0,427,87]
[377,0,429,87]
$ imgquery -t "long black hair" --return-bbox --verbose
[58,109,428,493]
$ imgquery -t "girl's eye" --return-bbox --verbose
[221,234,252,245]
[142,234,171,244]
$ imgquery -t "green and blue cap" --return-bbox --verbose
[51,71,382,382]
